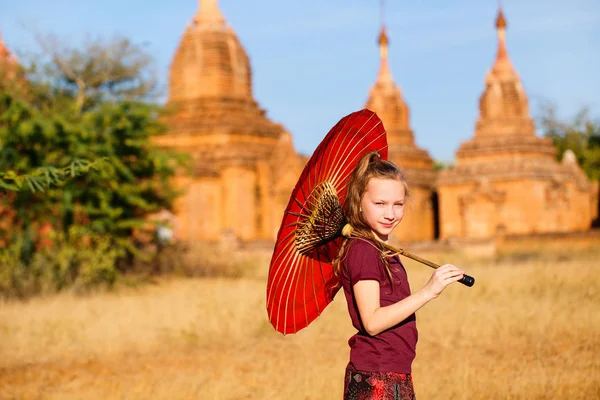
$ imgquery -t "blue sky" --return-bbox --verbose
[1,0,599,161]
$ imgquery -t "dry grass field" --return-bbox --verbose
[0,245,599,399]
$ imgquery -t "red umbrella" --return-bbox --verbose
[266,109,388,334]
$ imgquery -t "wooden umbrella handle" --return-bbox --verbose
[387,244,475,287]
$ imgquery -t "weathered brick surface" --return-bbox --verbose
[437,10,597,239]
[154,1,304,242]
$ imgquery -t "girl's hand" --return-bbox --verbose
[423,264,465,299]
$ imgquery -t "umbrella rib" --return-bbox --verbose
[267,236,297,309]
[334,113,381,176]
[310,132,330,199]
[326,110,375,180]
[291,194,311,216]
[312,250,326,315]
[277,250,301,334]
[320,116,352,184]
[307,143,319,199]
[280,221,303,230]
[268,234,301,310]
[307,130,331,202]
[320,125,354,185]
[330,128,386,188]
[302,252,310,330]
[287,252,306,334]
[329,116,383,185]
[286,210,311,219]
[291,252,311,334]
[297,177,311,216]
[269,243,297,330]
[271,229,298,260]
[331,141,387,189]
[268,235,298,286]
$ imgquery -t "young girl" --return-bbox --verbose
[333,151,465,400]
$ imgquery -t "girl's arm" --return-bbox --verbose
[354,264,465,336]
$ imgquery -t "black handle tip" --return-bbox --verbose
[459,274,475,287]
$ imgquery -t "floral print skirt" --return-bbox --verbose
[343,364,415,400]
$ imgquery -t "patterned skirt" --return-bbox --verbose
[343,364,415,400]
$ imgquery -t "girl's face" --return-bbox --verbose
[360,178,405,242]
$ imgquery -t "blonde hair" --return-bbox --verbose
[332,151,409,286]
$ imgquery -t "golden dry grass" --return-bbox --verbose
[0,247,599,399]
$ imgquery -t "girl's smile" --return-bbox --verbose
[360,178,406,242]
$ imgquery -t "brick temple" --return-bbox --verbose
[437,9,598,239]
[364,25,437,242]
[156,1,597,243]
[152,0,305,242]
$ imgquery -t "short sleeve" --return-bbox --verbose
[344,240,384,286]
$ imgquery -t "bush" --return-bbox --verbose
[0,227,121,299]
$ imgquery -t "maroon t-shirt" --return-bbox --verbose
[341,239,418,374]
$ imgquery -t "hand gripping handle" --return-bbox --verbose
[458,274,475,287]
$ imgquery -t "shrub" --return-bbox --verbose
[0,227,121,299]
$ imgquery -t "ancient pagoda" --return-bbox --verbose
[154,0,303,242]
[437,8,598,239]
[365,24,437,242]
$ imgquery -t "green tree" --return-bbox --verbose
[0,158,106,192]
[539,104,600,180]
[0,35,186,277]
[33,34,158,115]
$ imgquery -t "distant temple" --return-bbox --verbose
[437,8,598,239]
[364,24,437,242]
[155,2,597,243]
[153,0,304,242]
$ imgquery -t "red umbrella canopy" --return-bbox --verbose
[266,109,388,334]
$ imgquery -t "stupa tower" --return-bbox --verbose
[365,2,437,242]
[437,6,597,239]
[154,0,303,242]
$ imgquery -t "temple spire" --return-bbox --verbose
[476,5,534,136]
[365,0,412,139]
[376,27,394,84]
[484,4,518,85]
[495,5,508,64]
[195,0,226,28]
[375,0,394,85]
